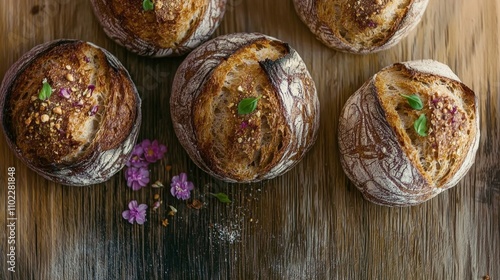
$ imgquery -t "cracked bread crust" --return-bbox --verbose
[0,40,141,186]
[338,60,479,206]
[90,0,226,57]
[293,0,429,53]
[171,33,320,183]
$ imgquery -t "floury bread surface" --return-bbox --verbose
[171,33,320,183]
[90,0,227,57]
[0,40,141,186]
[293,0,429,53]
[338,60,479,206]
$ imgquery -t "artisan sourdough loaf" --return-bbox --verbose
[338,60,479,206]
[0,40,141,186]
[293,0,429,53]
[171,33,320,183]
[90,0,226,57]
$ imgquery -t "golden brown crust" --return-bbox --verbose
[375,64,477,187]
[192,39,291,181]
[338,60,479,206]
[171,33,320,183]
[293,0,429,53]
[90,0,226,57]
[0,40,141,186]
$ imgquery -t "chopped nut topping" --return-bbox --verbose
[53,107,63,115]
[40,114,49,123]
[65,65,71,70]
[66,73,75,82]
[237,137,243,143]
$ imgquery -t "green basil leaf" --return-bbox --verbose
[143,0,154,11]
[414,114,428,137]
[401,94,423,110]
[38,79,52,101]
[237,96,262,115]
[210,193,231,204]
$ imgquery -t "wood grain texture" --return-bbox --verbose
[0,0,498,279]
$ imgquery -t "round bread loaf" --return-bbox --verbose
[0,40,141,186]
[338,60,480,206]
[90,0,227,57]
[293,0,429,54]
[171,33,320,183]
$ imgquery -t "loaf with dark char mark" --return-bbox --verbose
[170,33,320,183]
[90,0,227,57]
[293,0,429,54]
[0,40,141,186]
[338,60,479,206]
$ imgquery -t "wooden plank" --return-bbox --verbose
[0,0,498,279]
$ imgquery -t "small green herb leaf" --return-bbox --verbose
[414,114,428,136]
[238,96,262,115]
[210,193,231,204]
[401,94,423,110]
[142,0,154,11]
[38,79,52,101]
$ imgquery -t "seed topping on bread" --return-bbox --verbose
[9,42,108,166]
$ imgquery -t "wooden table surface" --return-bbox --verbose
[1,0,499,279]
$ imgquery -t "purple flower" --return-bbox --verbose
[122,200,148,224]
[127,144,148,168]
[170,173,194,200]
[59,88,71,99]
[152,200,162,211]
[141,139,167,163]
[126,167,150,191]
[89,105,98,116]
[87,84,95,96]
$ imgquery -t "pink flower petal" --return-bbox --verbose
[140,139,151,148]
[128,200,138,210]
[127,217,136,224]
[89,105,98,116]
[131,182,142,191]
[135,216,146,225]
[179,173,187,182]
[122,210,131,220]
[59,88,71,99]
[136,204,148,212]
[87,84,95,96]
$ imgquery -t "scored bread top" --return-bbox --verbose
[294,0,429,53]
[171,33,320,183]
[318,0,411,48]
[374,64,477,187]
[193,39,291,181]
[5,41,137,168]
[338,60,479,206]
[91,0,226,56]
[375,63,477,188]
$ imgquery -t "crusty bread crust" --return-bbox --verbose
[338,60,479,206]
[90,0,226,57]
[0,40,141,186]
[293,0,429,53]
[171,33,320,183]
